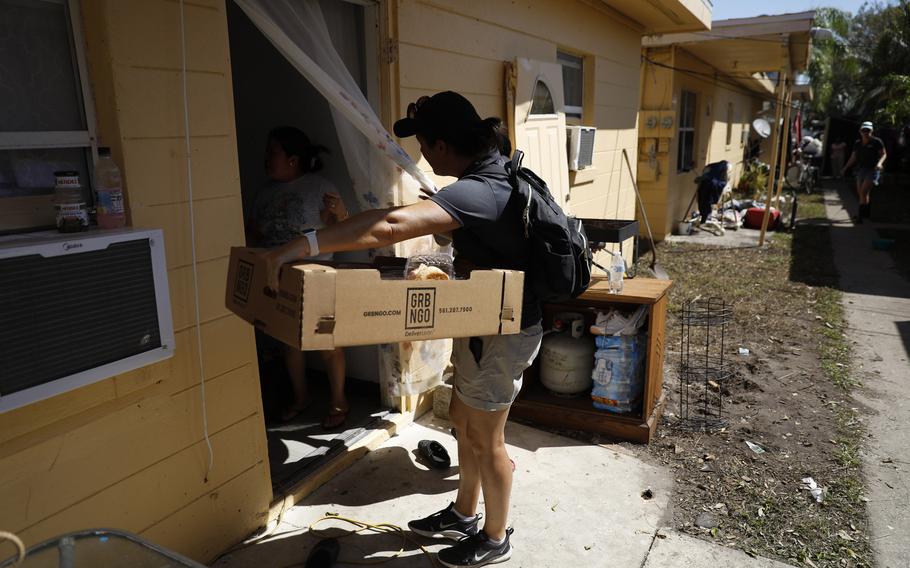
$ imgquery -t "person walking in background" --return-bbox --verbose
[248,126,350,428]
[842,121,887,223]
[830,138,847,179]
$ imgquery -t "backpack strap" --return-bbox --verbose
[509,150,523,188]
[507,151,532,238]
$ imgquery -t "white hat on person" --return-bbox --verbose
[860,121,874,131]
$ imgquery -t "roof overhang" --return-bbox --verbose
[643,11,815,86]
[599,0,712,34]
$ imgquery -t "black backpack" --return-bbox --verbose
[504,150,593,302]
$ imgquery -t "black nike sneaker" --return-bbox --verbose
[437,528,513,567]
[408,502,481,540]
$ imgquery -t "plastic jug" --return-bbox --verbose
[609,252,625,294]
[95,147,125,229]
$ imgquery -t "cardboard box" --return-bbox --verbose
[225,247,524,350]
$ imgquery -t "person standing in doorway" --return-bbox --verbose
[260,92,542,567]
[830,138,847,179]
[842,121,886,223]
[248,126,350,429]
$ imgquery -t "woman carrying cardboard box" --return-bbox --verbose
[261,92,541,568]
[249,126,350,429]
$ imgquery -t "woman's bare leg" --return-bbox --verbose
[283,345,308,416]
[453,395,513,541]
[320,348,348,412]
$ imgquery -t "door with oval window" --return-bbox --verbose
[506,58,571,210]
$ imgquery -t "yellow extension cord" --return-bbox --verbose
[308,513,440,567]
[0,531,25,566]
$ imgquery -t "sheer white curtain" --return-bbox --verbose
[233,0,449,397]
[233,0,435,212]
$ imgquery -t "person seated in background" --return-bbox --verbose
[830,138,847,178]
[247,126,350,429]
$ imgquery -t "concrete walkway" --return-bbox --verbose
[824,185,910,568]
[214,415,795,567]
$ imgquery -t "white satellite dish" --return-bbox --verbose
[752,118,772,139]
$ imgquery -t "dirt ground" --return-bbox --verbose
[635,241,869,566]
[544,192,871,567]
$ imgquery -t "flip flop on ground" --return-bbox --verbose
[321,406,349,430]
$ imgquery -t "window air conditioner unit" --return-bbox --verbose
[568,126,596,170]
[0,228,174,413]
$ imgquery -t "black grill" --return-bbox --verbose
[0,239,161,396]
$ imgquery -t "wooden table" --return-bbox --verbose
[510,277,673,443]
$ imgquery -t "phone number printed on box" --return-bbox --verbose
[438,306,472,314]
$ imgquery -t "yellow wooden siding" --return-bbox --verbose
[123,137,241,207]
[0,366,261,531]
[129,196,246,270]
[396,0,642,227]
[0,0,270,562]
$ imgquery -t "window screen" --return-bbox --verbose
[0,0,95,232]
[557,51,583,119]
[677,90,697,172]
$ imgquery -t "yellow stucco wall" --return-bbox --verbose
[639,46,759,240]
[0,1,271,562]
[394,0,642,263]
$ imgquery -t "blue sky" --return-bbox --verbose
[711,0,894,20]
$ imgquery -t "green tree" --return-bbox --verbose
[809,1,910,126]
[808,8,857,118]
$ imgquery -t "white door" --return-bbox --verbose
[509,58,571,210]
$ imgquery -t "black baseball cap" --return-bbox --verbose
[393,91,482,139]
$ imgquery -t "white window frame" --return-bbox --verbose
[0,0,98,232]
[677,90,696,172]
[725,102,734,147]
[557,50,584,120]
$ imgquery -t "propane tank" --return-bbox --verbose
[540,313,596,395]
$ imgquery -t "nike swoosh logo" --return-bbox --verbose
[439,520,465,529]
[473,550,494,563]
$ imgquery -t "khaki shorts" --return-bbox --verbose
[451,323,543,412]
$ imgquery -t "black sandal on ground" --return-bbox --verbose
[418,439,451,469]
[321,407,349,430]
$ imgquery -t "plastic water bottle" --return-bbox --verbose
[54,171,89,233]
[94,147,125,229]
[608,252,625,294]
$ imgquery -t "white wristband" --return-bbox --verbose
[303,229,319,257]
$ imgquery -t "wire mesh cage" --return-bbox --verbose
[678,297,733,431]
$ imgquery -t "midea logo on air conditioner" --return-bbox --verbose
[405,287,435,330]
[63,242,83,252]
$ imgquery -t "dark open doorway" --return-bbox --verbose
[226,0,389,496]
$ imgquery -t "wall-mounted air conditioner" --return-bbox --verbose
[0,228,174,413]
[568,126,596,170]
